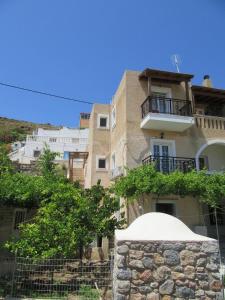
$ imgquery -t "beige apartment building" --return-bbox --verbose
[84,68,225,243]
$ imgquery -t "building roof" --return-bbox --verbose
[139,68,194,83]
[192,85,225,103]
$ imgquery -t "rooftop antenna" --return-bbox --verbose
[171,54,181,73]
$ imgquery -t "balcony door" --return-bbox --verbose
[152,92,171,114]
[151,86,172,114]
[152,140,175,173]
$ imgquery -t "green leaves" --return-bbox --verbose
[114,165,225,207]
[37,146,59,178]
[5,179,125,258]
[0,145,14,175]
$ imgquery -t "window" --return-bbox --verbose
[111,107,116,129]
[13,209,26,230]
[33,150,41,158]
[97,114,109,129]
[98,159,106,169]
[80,113,90,120]
[155,202,176,216]
[151,86,172,114]
[96,156,107,170]
[151,139,176,173]
[100,117,107,127]
[72,138,79,144]
[49,138,57,143]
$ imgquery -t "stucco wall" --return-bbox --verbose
[127,195,204,231]
[202,144,225,171]
[84,104,111,188]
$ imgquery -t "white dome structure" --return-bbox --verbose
[115,212,215,241]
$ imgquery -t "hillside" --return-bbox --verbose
[0,116,60,147]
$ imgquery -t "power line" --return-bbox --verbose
[0,81,94,105]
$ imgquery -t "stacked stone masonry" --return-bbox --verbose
[114,241,223,300]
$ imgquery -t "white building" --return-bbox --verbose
[9,127,89,164]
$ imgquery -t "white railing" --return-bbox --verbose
[26,135,88,145]
[195,114,225,130]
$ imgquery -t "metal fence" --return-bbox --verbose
[11,257,113,299]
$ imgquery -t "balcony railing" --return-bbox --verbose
[195,114,225,131]
[142,155,196,173]
[26,135,88,145]
[141,96,192,119]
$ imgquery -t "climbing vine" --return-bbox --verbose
[113,165,225,207]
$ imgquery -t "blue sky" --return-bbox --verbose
[0,0,225,127]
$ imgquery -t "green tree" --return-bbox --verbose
[83,180,125,247]
[5,181,125,258]
[0,145,14,175]
[37,146,58,177]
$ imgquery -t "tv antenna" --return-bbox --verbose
[171,54,181,73]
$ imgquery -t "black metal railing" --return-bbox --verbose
[141,96,192,118]
[142,155,196,173]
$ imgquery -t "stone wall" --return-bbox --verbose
[113,240,223,300]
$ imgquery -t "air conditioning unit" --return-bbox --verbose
[110,166,124,180]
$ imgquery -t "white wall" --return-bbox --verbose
[10,127,89,164]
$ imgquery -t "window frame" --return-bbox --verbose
[49,137,57,143]
[33,150,41,158]
[96,155,108,171]
[97,114,109,129]
[153,200,177,217]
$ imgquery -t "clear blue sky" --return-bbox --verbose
[0,0,225,127]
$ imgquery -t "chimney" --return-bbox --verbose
[202,75,213,88]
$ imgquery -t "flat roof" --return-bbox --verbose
[139,68,194,83]
[192,85,225,103]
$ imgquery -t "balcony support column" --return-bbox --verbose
[185,80,189,101]
[147,77,152,96]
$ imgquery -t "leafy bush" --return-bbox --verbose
[78,284,100,300]
[114,164,225,207]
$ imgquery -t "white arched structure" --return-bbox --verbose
[195,139,225,171]
[115,212,214,241]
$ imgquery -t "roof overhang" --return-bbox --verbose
[69,151,88,160]
[139,68,194,84]
[192,85,225,104]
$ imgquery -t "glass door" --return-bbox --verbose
[153,144,171,172]
[152,92,171,114]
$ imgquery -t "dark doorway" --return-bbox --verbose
[155,203,175,216]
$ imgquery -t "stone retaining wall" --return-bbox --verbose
[113,240,223,300]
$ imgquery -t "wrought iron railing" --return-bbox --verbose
[142,155,196,173]
[141,96,192,118]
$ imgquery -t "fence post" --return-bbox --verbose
[10,254,17,297]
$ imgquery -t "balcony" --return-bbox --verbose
[142,155,196,173]
[195,114,225,131]
[141,96,194,132]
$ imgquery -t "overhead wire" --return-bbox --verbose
[0,81,95,105]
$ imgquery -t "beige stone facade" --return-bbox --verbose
[84,68,225,241]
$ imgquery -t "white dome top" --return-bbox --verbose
[115,213,215,241]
